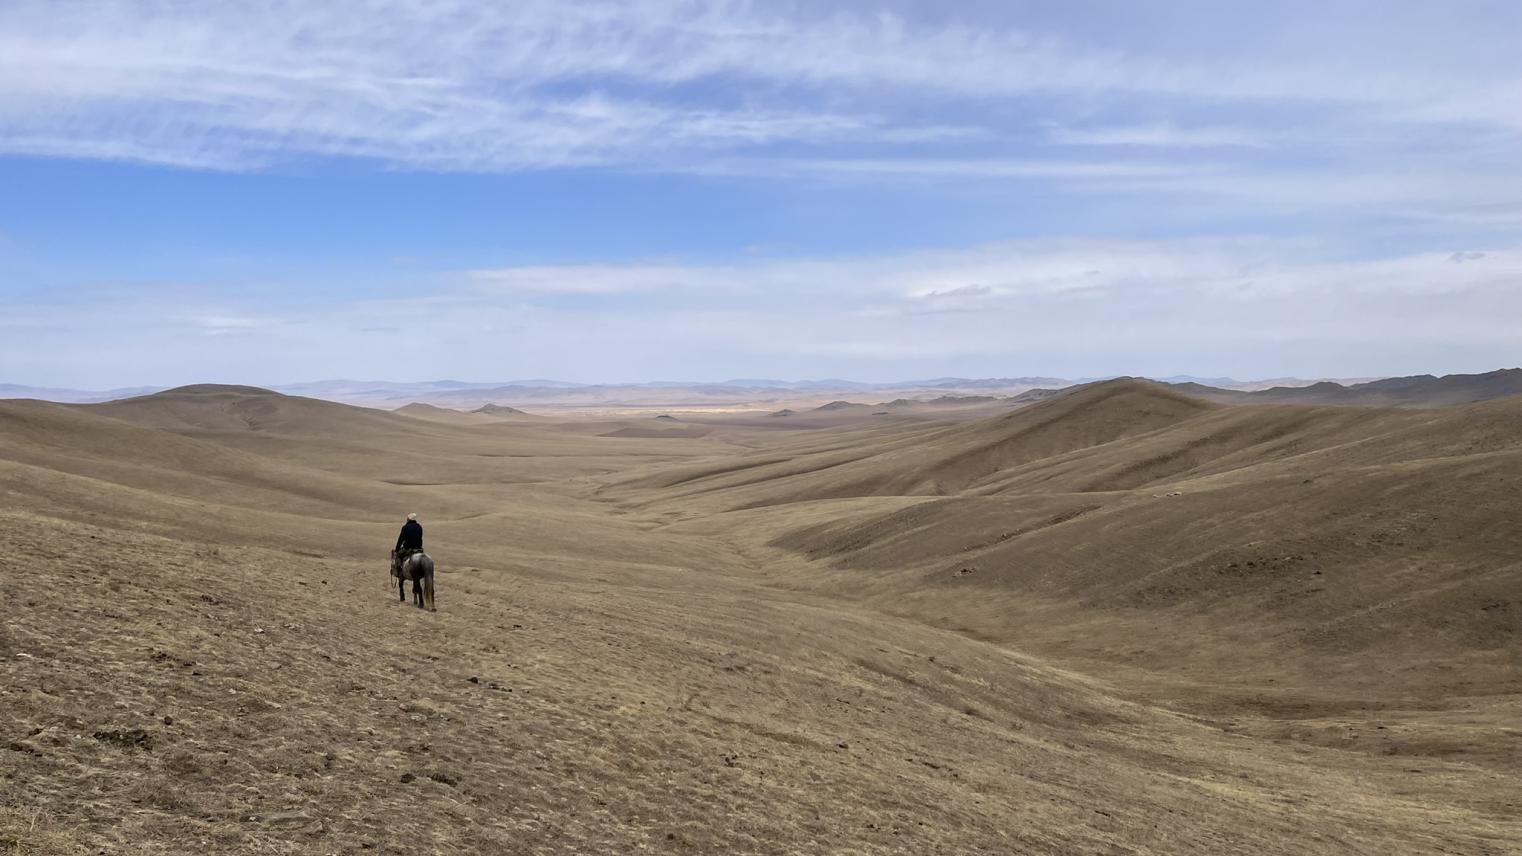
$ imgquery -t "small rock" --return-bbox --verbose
[399,773,416,783]
[468,676,480,684]
[428,771,460,786]
[162,716,173,726]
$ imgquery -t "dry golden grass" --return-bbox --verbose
[2,382,1518,854]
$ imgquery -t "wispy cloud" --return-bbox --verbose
[1047,124,1267,149]
[467,239,1522,306]
[741,158,1209,180]
[1,1,1517,178]
[4,3,1521,389]
[187,314,278,336]
[465,264,729,296]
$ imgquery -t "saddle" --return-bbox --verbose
[391,547,423,577]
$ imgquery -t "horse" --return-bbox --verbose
[391,550,436,611]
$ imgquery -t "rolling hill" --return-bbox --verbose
[3,382,1517,854]
[606,379,1522,705]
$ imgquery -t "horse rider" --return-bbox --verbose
[393,512,423,573]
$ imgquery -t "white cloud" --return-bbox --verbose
[188,314,278,336]
[9,238,1520,387]
[465,264,753,296]
[744,158,1208,181]
[1047,123,1267,149]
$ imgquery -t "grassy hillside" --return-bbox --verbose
[606,380,1522,704]
[3,384,1518,854]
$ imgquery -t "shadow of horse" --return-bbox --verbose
[392,551,436,611]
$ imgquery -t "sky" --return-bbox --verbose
[2,0,1521,388]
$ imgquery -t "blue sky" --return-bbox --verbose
[2,0,1520,387]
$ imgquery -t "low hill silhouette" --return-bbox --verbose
[813,400,869,412]
[1181,368,1522,408]
[472,403,531,416]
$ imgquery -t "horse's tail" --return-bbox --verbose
[418,553,436,612]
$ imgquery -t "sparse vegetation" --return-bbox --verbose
[2,382,1518,853]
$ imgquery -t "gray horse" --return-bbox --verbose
[392,551,436,611]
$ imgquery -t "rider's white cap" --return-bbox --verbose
[407,512,417,521]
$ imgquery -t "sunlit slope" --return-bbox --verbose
[608,380,1421,507]
[86,385,729,485]
[6,508,1516,854]
[608,380,1200,504]
[0,389,728,572]
[0,398,396,519]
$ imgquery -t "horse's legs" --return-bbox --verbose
[397,575,405,602]
[413,576,424,608]
[423,568,436,613]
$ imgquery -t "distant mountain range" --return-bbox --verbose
[0,383,164,404]
[5,370,1519,410]
[1168,368,1522,408]
[0,375,1308,404]
[1148,375,1384,391]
